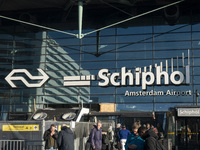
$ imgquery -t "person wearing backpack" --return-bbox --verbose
[138,126,166,150]
[125,124,144,150]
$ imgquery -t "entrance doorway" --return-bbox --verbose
[176,118,200,150]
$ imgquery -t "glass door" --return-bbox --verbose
[176,118,200,150]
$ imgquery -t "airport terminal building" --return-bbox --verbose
[0,0,200,149]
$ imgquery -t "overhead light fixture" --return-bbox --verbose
[62,112,76,121]
[33,112,47,120]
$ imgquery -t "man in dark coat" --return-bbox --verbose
[114,123,121,150]
[91,121,102,150]
[86,124,96,150]
[138,126,165,150]
[43,124,58,150]
[57,124,74,150]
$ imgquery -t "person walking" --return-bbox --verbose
[119,125,131,150]
[57,124,74,150]
[91,121,102,150]
[86,124,96,150]
[43,124,58,150]
[114,123,121,150]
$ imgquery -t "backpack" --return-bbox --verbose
[102,134,109,144]
[107,131,112,141]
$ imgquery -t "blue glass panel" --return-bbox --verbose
[117,42,152,52]
[154,49,189,59]
[89,87,115,95]
[192,24,200,32]
[46,62,80,71]
[193,41,200,48]
[192,32,200,40]
[45,87,80,96]
[0,105,9,112]
[194,76,200,84]
[154,24,190,33]
[154,41,191,50]
[89,95,115,103]
[46,45,80,54]
[81,51,115,61]
[117,50,153,60]
[194,58,200,66]
[47,30,78,39]
[154,32,190,42]
[99,28,115,36]
[117,34,152,44]
[81,60,115,70]
[116,94,154,103]
[43,95,80,104]
[49,37,80,46]
[116,103,153,111]
[155,103,193,111]
[46,53,80,63]
[117,26,152,35]
[117,59,153,69]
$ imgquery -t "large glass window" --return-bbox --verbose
[0,9,200,120]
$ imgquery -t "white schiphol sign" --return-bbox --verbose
[5,51,191,93]
[177,108,200,117]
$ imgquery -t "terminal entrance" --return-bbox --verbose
[167,106,200,150]
[176,118,200,150]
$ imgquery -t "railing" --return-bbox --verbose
[0,140,25,150]
[0,140,44,150]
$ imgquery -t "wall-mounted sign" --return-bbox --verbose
[5,51,190,91]
[177,108,200,117]
[2,125,39,131]
[64,51,190,90]
[5,69,49,88]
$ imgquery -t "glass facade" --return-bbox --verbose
[0,7,200,120]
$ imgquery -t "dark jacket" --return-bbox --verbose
[57,126,74,150]
[91,125,102,149]
[43,129,58,149]
[115,127,121,142]
[143,128,159,150]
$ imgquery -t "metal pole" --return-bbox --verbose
[196,89,199,106]
[78,0,83,39]
[42,119,45,150]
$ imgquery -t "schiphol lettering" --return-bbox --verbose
[98,66,190,90]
